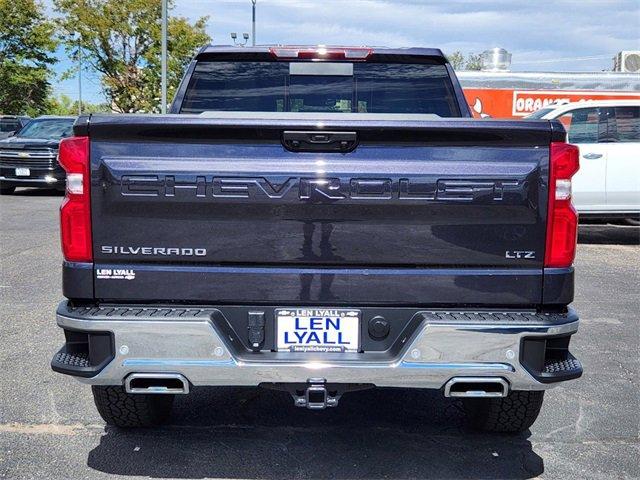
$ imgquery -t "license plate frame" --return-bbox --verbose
[276,308,361,353]
[15,167,30,177]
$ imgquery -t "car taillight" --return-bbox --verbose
[269,46,372,60]
[545,142,580,268]
[59,136,92,262]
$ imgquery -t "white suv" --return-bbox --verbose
[527,100,640,223]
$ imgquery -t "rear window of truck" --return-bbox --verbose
[180,61,461,117]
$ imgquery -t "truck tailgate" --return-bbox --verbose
[85,114,559,306]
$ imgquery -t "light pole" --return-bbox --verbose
[161,0,168,114]
[69,32,83,115]
[251,0,256,46]
[77,39,83,115]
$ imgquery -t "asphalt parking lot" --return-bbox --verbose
[0,188,638,480]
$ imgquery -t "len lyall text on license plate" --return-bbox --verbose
[276,308,360,353]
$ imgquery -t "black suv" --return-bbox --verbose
[0,116,75,194]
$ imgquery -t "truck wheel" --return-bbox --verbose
[0,186,15,195]
[463,390,544,433]
[92,386,174,427]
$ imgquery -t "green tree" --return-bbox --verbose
[54,0,210,113]
[0,0,58,115]
[46,94,109,115]
[446,51,483,71]
[446,51,465,70]
[464,53,483,71]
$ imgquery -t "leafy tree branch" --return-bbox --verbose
[54,0,210,113]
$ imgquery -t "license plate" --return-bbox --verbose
[276,308,360,353]
[15,168,30,177]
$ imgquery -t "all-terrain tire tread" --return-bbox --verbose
[92,385,174,427]
[464,390,545,433]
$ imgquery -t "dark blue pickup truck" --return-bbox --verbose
[51,46,582,432]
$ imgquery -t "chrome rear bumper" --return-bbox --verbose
[53,303,581,391]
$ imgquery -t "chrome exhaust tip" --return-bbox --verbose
[125,373,190,394]
[444,377,509,398]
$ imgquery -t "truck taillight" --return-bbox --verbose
[545,142,580,268]
[59,136,92,262]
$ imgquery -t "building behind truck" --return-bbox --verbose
[458,48,640,118]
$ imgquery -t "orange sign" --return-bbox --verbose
[464,88,640,119]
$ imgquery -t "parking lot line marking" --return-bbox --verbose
[0,423,100,436]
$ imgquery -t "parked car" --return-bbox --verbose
[526,100,640,223]
[51,45,582,433]
[0,115,30,140]
[0,116,76,194]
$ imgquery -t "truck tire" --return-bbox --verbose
[463,390,544,433]
[92,386,174,427]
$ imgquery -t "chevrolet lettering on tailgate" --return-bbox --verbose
[120,175,520,202]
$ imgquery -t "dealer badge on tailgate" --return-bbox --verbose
[276,308,360,353]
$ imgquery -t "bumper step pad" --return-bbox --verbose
[50,328,114,378]
[521,335,582,384]
[544,355,582,374]
[53,350,91,368]
[421,311,573,324]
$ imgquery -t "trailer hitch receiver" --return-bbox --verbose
[295,378,339,409]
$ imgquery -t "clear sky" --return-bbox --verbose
[47,0,640,104]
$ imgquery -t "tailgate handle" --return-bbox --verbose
[282,131,358,153]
